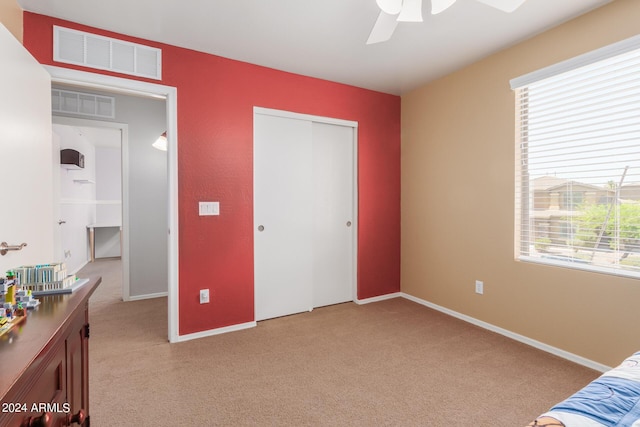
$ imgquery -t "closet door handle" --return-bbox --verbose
[258,225,265,232]
[346,221,352,227]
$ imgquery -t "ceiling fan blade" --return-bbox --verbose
[366,11,400,44]
[475,0,526,13]
[431,0,457,14]
[376,0,402,15]
[397,0,423,22]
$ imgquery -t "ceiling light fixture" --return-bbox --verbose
[152,131,167,151]
[367,0,527,44]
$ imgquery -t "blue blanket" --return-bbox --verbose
[550,376,640,427]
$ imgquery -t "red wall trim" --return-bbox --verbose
[23,12,401,335]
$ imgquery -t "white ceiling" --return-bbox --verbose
[19,0,611,95]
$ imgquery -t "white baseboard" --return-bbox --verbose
[400,292,611,373]
[128,291,168,301]
[355,292,402,305]
[172,321,257,343]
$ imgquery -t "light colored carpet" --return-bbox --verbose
[80,259,598,426]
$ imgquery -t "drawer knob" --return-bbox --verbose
[21,412,52,427]
[66,409,86,425]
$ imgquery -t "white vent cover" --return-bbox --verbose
[52,89,115,119]
[53,26,162,80]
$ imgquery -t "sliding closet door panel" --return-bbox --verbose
[254,114,313,321]
[312,122,354,308]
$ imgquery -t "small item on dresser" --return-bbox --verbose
[13,263,90,295]
[0,274,39,338]
[14,302,26,317]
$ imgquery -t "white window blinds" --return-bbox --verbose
[512,37,640,278]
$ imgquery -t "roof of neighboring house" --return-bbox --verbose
[532,176,568,191]
[532,176,609,192]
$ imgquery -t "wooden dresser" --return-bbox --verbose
[0,276,101,427]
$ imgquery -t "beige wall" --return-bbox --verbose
[401,0,640,368]
[0,0,22,42]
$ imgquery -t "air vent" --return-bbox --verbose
[53,26,162,80]
[52,89,115,119]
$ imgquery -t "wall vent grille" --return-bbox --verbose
[52,89,116,119]
[53,26,162,80]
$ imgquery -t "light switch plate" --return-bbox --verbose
[199,201,220,216]
[200,289,210,304]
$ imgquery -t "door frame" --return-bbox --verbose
[253,106,359,309]
[52,116,129,296]
[45,65,180,343]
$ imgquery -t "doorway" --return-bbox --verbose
[253,107,358,321]
[52,118,127,298]
[45,65,180,342]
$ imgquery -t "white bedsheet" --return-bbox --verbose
[540,411,606,427]
[603,352,640,383]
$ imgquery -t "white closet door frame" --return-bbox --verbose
[253,106,359,315]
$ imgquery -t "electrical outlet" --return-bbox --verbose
[475,280,484,295]
[199,289,210,304]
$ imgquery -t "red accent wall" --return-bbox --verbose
[23,12,401,335]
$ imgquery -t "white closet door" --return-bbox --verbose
[254,114,313,321]
[312,122,354,308]
[254,111,356,322]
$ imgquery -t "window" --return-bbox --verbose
[561,190,584,211]
[512,36,640,278]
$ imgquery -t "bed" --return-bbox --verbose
[527,352,640,427]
